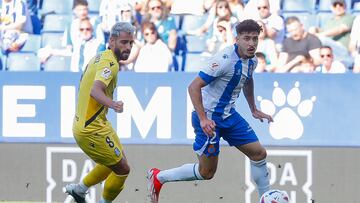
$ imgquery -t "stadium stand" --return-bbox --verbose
[42,56,71,71]
[42,14,71,32]
[41,32,65,49]
[41,0,73,15]
[7,52,40,71]
[1,0,360,72]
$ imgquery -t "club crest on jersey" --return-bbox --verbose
[210,63,219,70]
[101,67,111,79]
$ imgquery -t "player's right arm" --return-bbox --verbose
[188,77,216,136]
[90,81,123,113]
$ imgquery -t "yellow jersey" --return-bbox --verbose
[73,49,119,134]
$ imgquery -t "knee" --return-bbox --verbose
[199,168,216,180]
[113,163,130,175]
[250,148,267,161]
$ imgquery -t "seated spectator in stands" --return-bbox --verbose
[142,0,177,51]
[38,18,105,72]
[309,0,354,67]
[254,52,267,73]
[0,0,33,53]
[256,0,284,52]
[206,16,235,54]
[243,0,281,20]
[316,46,346,73]
[70,18,105,72]
[133,22,172,72]
[98,0,123,42]
[289,54,315,73]
[256,20,277,71]
[275,16,321,73]
[62,0,103,49]
[188,0,238,37]
[226,0,244,19]
[26,0,41,34]
[349,16,360,73]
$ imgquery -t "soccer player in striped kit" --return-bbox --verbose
[147,19,273,203]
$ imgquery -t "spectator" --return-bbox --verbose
[256,0,284,51]
[0,0,32,53]
[98,0,123,43]
[62,0,103,49]
[349,16,360,73]
[275,16,321,73]
[309,0,354,67]
[38,18,105,72]
[70,18,106,72]
[26,0,41,34]
[133,22,172,72]
[256,20,277,71]
[243,0,281,20]
[143,0,177,51]
[255,52,267,73]
[315,46,346,73]
[226,0,244,19]
[188,0,238,39]
[290,54,315,73]
[206,15,236,54]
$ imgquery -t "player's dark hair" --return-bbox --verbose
[235,19,262,35]
[73,0,88,9]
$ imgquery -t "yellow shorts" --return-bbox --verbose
[74,124,123,166]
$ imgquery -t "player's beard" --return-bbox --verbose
[114,48,130,61]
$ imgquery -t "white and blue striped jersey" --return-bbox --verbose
[199,44,257,120]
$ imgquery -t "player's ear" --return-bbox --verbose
[109,36,116,48]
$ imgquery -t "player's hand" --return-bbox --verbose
[252,109,273,123]
[111,101,124,113]
[200,118,216,137]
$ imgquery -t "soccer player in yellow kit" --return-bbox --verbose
[64,22,135,203]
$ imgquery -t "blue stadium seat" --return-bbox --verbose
[88,0,100,14]
[20,34,41,53]
[184,53,209,72]
[43,56,71,71]
[6,53,40,71]
[42,14,71,32]
[41,32,64,48]
[282,12,318,30]
[41,0,73,14]
[181,14,209,33]
[282,0,316,12]
[185,35,207,53]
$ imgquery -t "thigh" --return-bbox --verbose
[192,111,221,157]
[221,113,259,147]
[74,126,124,166]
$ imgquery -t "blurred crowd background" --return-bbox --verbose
[0,0,359,73]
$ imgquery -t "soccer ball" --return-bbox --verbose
[259,189,289,203]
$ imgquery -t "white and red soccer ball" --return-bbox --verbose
[260,189,290,203]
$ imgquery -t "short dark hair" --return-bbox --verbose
[73,0,88,9]
[285,16,300,25]
[235,19,262,35]
[255,52,266,60]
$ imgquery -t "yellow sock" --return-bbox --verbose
[102,172,128,201]
[83,164,112,187]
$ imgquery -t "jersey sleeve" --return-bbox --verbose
[198,55,225,84]
[94,59,118,87]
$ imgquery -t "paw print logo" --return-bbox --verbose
[257,81,316,140]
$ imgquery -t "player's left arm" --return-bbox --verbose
[243,77,273,123]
